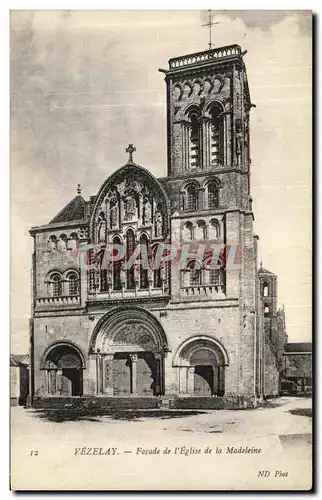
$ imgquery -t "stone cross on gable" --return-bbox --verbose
[126,143,136,163]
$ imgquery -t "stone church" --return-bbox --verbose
[29,42,287,409]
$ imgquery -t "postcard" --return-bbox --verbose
[10,10,312,490]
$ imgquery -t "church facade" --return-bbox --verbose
[29,43,287,408]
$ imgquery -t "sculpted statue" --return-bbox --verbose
[160,262,167,282]
[133,263,140,284]
[124,195,136,221]
[143,196,152,225]
[97,212,107,243]
[109,198,118,228]
[120,261,126,287]
[154,210,163,238]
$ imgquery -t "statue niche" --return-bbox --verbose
[154,204,164,238]
[121,176,141,222]
[109,191,119,229]
[97,211,107,243]
[142,195,152,225]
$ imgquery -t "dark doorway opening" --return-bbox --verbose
[194,365,214,396]
[137,352,157,396]
[61,368,83,396]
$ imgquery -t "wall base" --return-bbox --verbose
[31,394,259,410]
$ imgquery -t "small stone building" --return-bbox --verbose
[29,42,287,408]
[10,354,29,406]
[282,343,312,394]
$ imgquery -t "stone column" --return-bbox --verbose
[179,366,188,395]
[154,353,161,396]
[182,121,190,171]
[201,118,211,169]
[213,367,218,396]
[45,370,50,395]
[104,354,114,396]
[87,354,97,395]
[197,187,205,211]
[155,353,166,396]
[219,366,225,396]
[96,355,103,394]
[130,354,138,395]
[225,113,232,166]
[56,369,63,395]
[187,367,195,396]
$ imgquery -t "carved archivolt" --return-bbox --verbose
[90,306,168,353]
[90,164,170,242]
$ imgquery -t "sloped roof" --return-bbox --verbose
[285,342,312,353]
[258,265,276,276]
[10,354,29,366]
[50,195,86,224]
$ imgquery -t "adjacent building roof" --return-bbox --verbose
[285,342,312,353]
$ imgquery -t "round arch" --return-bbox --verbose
[89,306,168,354]
[180,179,201,192]
[40,340,87,370]
[173,335,229,367]
[201,176,222,189]
[182,102,201,117]
[204,99,225,115]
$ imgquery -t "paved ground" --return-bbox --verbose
[11,396,312,491]
[11,396,312,438]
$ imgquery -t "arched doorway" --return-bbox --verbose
[90,307,168,397]
[173,336,229,397]
[41,342,86,396]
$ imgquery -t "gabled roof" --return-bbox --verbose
[258,265,276,276]
[50,195,86,224]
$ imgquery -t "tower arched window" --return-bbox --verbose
[207,182,220,209]
[126,229,136,289]
[47,272,63,297]
[188,109,201,169]
[66,271,79,296]
[187,260,202,286]
[184,184,198,212]
[264,305,270,317]
[209,219,220,239]
[195,220,206,240]
[209,267,225,286]
[210,103,224,166]
[182,221,193,241]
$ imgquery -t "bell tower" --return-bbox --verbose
[162,43,252,210]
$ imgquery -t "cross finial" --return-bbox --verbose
[126,143,136,163]
[260,258,263,268]
[77,184,82,195]
[202,10,220,51]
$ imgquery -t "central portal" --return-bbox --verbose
[90,306,168,397]
[113,352,158,396]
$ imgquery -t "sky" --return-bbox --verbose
[10,10,312,352]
